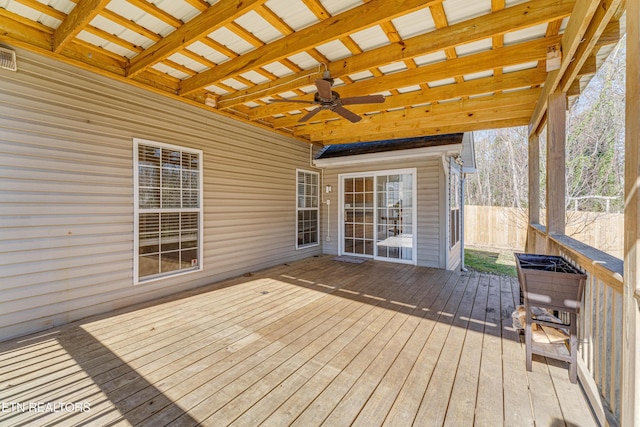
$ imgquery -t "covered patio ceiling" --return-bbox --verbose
[0,0,625,145]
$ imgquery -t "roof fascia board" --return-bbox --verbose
[313,144,462,167]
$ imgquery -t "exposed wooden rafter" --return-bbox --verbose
[0,0,623,145]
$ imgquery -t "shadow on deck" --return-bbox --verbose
[0,255,597,426]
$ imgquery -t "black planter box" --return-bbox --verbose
[514,253,586,312]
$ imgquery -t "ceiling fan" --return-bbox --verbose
[270,71,385,123]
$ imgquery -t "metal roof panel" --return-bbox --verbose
[76,30,137,58]
[349,25,390,51]
[208,27,255,55]
[287,51,320,70]
[235,11,284,44]
[265,0,319,31]
[167,52,208,73]
[442,0,492,25]
[414,51,448,67]
[463,70,494,81]
[503,61,539,73]
[90,15,155,50]
[391,8,436,39]
[3,1,61,29]
[320,0,363,15]
[186,40,230,64]
[314,40,352,61]
[152,0,198,23]
[152,62,189,79]
[455,38,493,57]
[106,0,175,36]
[504,23,549,45]
[378,61,409,74]
[262,61,297,77]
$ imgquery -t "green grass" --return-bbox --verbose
[464,248,517,277]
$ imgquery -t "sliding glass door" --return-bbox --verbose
[341,169,416,264]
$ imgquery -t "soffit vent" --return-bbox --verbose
[0,47,17,72]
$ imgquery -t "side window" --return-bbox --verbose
[296,169,319,248]
[134,139,203,283]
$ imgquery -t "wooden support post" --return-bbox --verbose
[527,134,540,253]
[546,91,566,237]
[529,134,540,225]
[622,0,640,424]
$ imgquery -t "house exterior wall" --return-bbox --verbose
[0,48,321,341]
[319,157,444,268]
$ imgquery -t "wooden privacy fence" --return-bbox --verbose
[465,206,624,259]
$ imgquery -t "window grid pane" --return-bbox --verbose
[297,170,319,248]
[137,141,201,281]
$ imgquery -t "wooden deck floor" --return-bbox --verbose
[0,256,597,427]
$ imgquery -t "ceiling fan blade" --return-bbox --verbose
[341,94,386,105]
[269,99,316,104]
[334,106,362,123]
[315,79,333,99]
[298,107,324,122]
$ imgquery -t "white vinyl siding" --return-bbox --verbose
[0,46,321,341]
[296,169,319,249]
[134,139,203,283]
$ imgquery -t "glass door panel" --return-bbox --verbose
[343,176,374,256]
[375,173,414,261]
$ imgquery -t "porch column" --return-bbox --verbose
[527,134,541,253]
[528,134,540,226]
[546,91,566,237]
[622,0,640,423]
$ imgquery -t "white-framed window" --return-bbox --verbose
[296,169,319,249]
[449,157,461,249]
[134,138,203,283]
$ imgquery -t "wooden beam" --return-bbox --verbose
[178,0,440,95]
[595,19,621,48]
[272,68,547,128]
[84,25,143,53]
[0,7,53,34]
[578,54,597,77]
[529,0,616,136]
[255,5,294,35]
[100,9,161,42]
[184,0,210,12]
[295,89,540,135]
[492,0,507,78]
[545,91,566,235]
[0,14,129,76]
[623,0,640,425]
[567,79,582,96]
[217,0,574,109]
[127,0,268,78]
[53,0,110,53]
[312,116,531,144]
[250,36,559,119]
[13,0,66,21]
[304,105,536,141]
[559,0,624,90]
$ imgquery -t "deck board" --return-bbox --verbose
[0,256,598,427]
[474,274,506,426]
